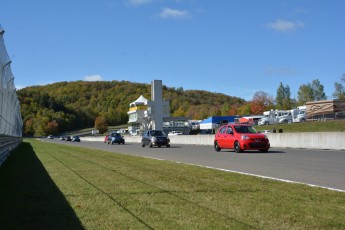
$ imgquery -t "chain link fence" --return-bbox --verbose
[0,25,23,166]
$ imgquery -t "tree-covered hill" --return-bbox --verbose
[17,80,245,136]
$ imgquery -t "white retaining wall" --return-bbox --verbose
[82,132,345,150]
[266,132,345,150]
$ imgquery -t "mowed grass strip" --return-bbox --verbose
[255,119,345,133]
[1,139,345,229]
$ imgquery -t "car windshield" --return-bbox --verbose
[150,130,165,136]
[234,126,257,134]
[111,133,121,137]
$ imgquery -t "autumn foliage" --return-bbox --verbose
[17,81,246,136]
[94,116,108,134]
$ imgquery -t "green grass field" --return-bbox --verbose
[255,119,345,133]
[1,139,345,229]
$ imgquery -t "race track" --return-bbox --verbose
[44,138,345,192]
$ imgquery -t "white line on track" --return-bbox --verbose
[43,139,345,193]
[135,154,345,193]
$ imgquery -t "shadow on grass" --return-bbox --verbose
[0,142,84,230]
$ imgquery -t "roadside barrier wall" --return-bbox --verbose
[0,26,23,167]
[0,135,22,166]
[82,132,345,150]
[265,132,345,150]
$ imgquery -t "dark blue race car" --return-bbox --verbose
[107,133,125,145]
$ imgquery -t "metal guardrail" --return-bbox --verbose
[0,135,22,166]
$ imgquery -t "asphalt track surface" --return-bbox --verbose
[44,138,345,192]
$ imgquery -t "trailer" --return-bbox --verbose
[258,110,292,125]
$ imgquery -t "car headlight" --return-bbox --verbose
[241,135,250,140]
[151,137,157,142]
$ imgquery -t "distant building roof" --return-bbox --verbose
[200,116,237,124]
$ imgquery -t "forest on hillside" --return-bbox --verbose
[17,76,344,136]
[17,81,246,136]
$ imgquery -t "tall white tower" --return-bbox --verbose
[127,80,170,134]
[151,80,164,130]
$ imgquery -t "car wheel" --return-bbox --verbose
[214,141,221,152]
[107,142,109,145]
[265,121,269,125]
[259,149,269,153]
[234,141,242,153]
[283,119,288,124]
[141,141,145,147]
[149,142,153,148]
[166,144,170,148]
[123,141,125,145]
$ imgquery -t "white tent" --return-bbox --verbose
[130,95,148,107]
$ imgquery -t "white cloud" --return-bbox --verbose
[160,8,189,19]
[126,0,153,6]
[265,19,304,33]
[84,74,103,81]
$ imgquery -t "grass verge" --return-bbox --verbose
[1,139,344,229]
[255,119,345,132]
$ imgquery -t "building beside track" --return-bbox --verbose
[306,99,345,120]
[127,80,189,135]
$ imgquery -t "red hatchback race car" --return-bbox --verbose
[214,123,270,153]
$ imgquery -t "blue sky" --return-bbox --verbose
[1,0,344,100]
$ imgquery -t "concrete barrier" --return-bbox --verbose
[266,132,345,150]
[82,132,345,150]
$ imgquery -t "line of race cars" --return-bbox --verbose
[49,122,270,152]
[103,122,270,153]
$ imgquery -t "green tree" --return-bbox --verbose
[33,117,49,136]
[297,84,313,105]
[297,79,327,104]
[333,74,345,99]
[311,79,327,101]
[24,118,35,136]
[276,82,292,110]
[173,107,186,117]
[237,103,251,115]
[220,104,230,116]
